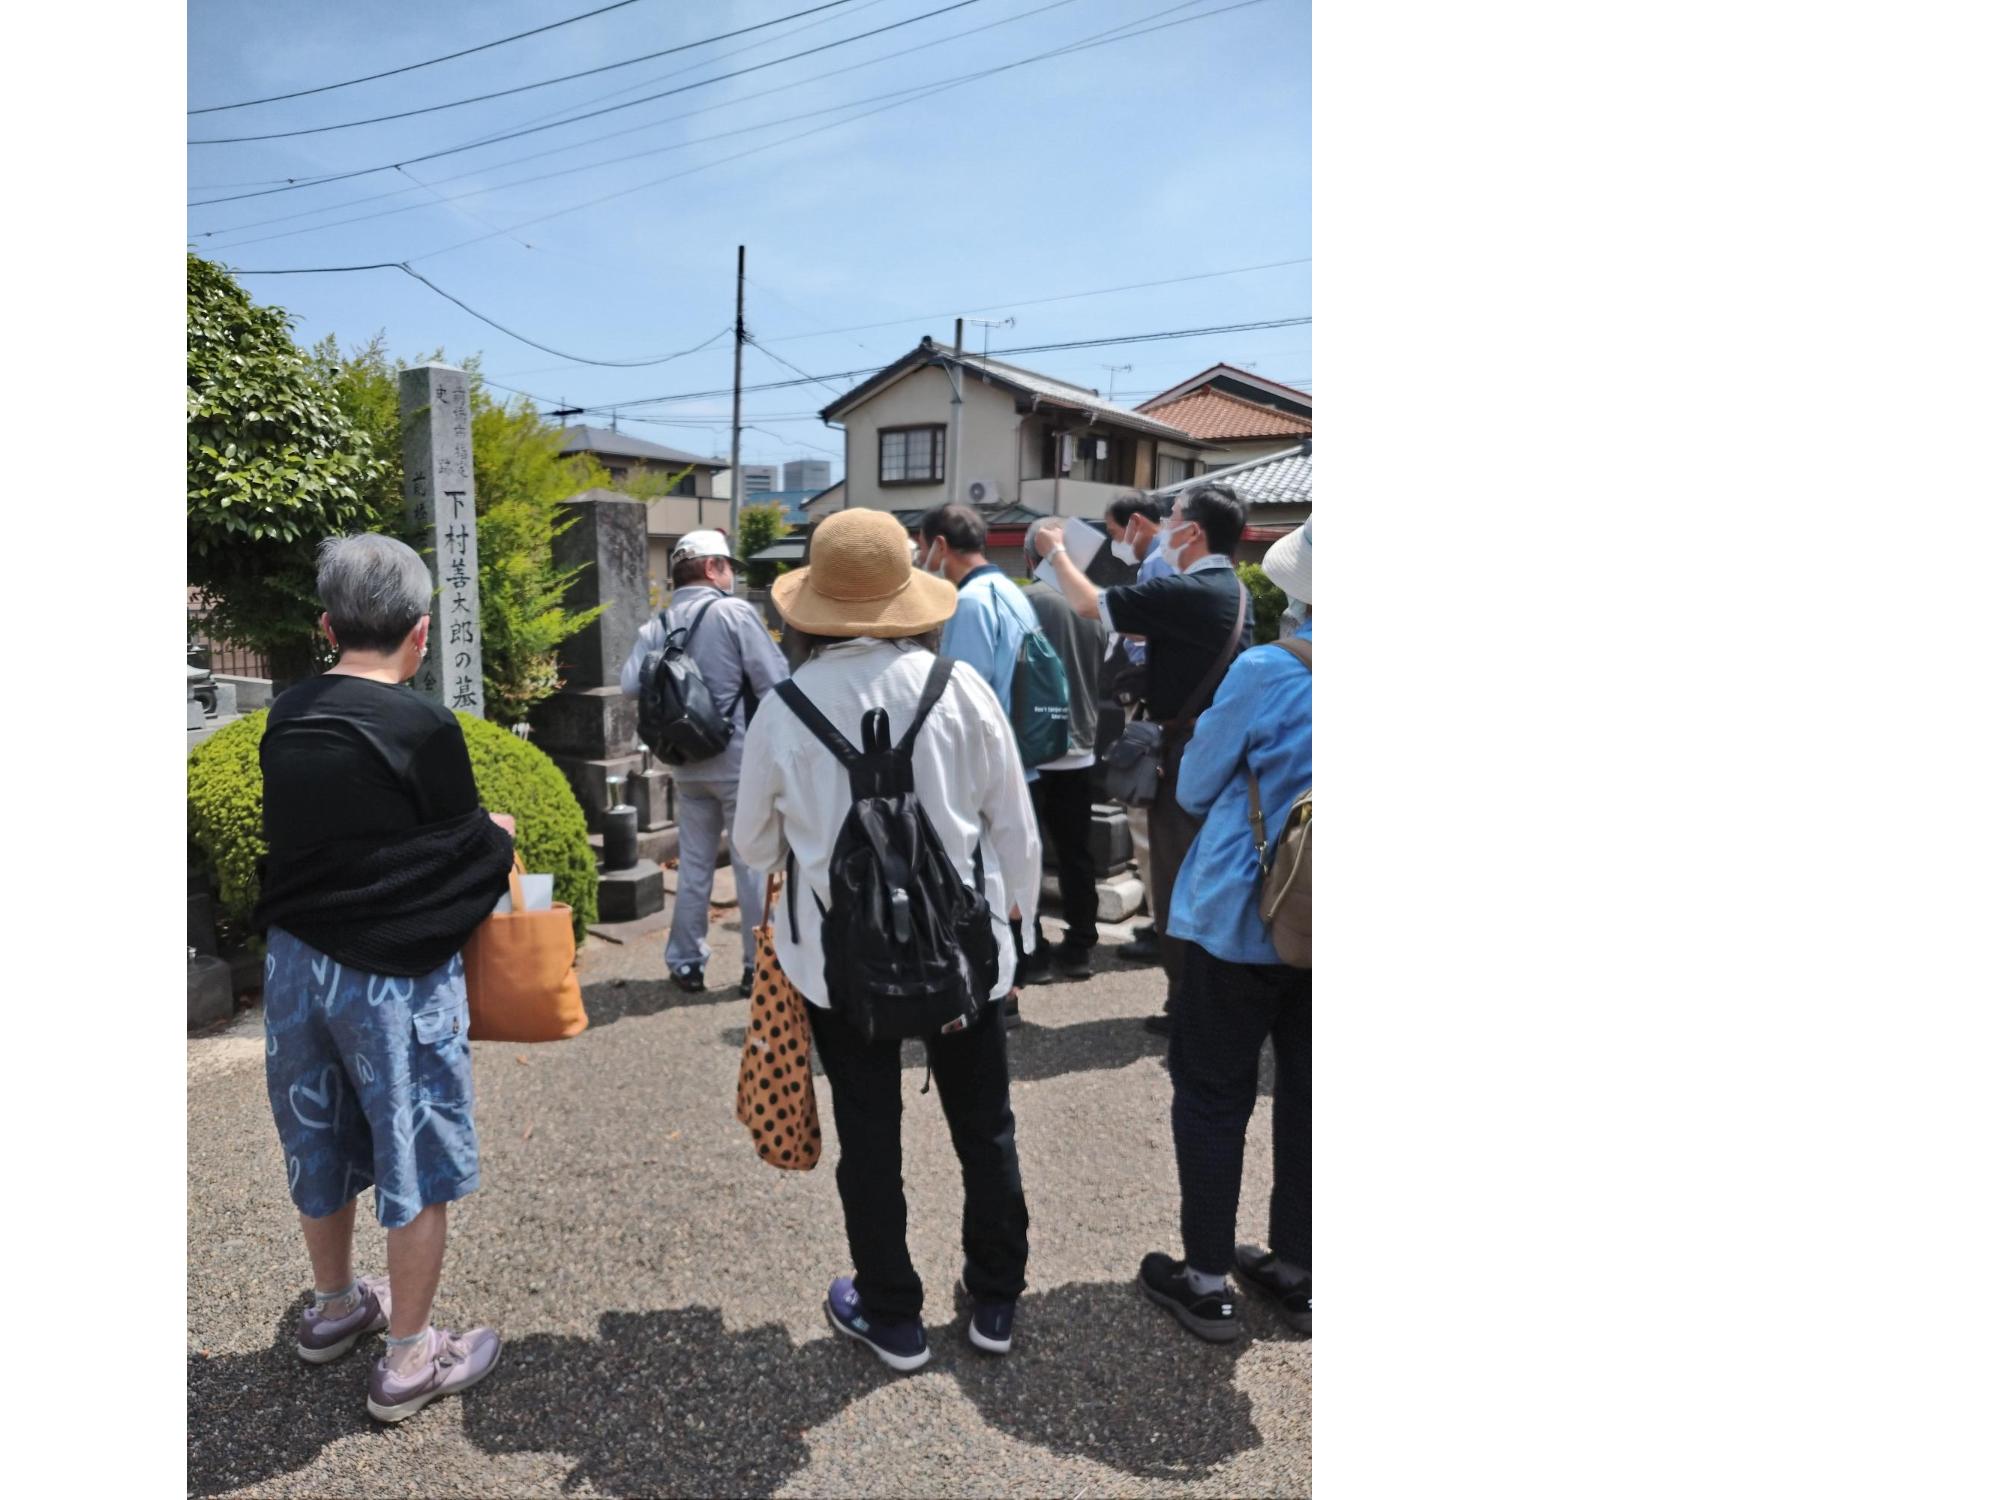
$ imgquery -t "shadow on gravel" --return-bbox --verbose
[187,1303,375,1498]
[189,1281,1274,1498]
[582,975,749,1030]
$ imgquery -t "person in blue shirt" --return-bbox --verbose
[1134,516,1313,1346]
[919,503,1043,1024]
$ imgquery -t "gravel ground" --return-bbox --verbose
[188,908,1309,1498]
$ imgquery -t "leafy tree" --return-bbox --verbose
[1236,561,1285,645]
[322,339,610,723]
[186,255,390,679]
[736,502,792,588]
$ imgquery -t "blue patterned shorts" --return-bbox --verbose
[263,929,480,1230]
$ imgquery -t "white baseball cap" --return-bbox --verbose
[670,529,744,568]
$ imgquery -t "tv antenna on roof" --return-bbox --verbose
[961,315,1014,359]
[1099,363,1134,403]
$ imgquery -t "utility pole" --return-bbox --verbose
[729,244,745,548]
[947,318,966,507]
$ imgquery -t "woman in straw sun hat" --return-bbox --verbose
[734,507,1044,1374]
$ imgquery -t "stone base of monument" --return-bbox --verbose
[1041,868,1147,925]
[1035,804,1135,878]
[628,768,674,831]
[548,752,648,832]
[597,863,666,923]
[590,826,677,869]
[188,955,235,1029]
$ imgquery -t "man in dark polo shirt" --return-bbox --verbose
[1030,483,1250,1033]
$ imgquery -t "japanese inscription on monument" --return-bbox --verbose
[399,364,484,716]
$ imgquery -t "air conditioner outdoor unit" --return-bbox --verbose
[964,478,999,506]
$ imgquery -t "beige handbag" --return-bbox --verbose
[735,873,822,1170]
[1248,639,1312,969]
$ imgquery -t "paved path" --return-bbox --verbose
[188,909,1309,1498]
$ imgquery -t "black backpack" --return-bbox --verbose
[775,655,1001,1042]
[637,598,734,766]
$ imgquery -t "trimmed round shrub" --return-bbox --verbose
[456,712,597,940]
[187,707,598,945]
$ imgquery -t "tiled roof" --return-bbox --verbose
[820,340,1207,445]
[1151,444,1311,509]
[555,424,723,467]
[1137,389,1313,442]
[1139,363,1313,413]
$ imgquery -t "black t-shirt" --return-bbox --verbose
[261,674,482,858]
[1101,563,1248,721]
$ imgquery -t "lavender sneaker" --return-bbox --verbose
[366,1326,503,1424]
[295,1276,391,1364]
[824,1275,930,1373]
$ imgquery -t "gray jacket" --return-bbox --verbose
[1021,579,1104,760]
[618,586,790,785]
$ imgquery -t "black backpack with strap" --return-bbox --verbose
[775,655,1001,1043]
[637,597,734,766]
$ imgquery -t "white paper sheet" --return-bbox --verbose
[493,873,555,914]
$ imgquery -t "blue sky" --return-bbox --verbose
[187,0,1310,469]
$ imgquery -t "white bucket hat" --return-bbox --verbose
[1262,516,1312,605]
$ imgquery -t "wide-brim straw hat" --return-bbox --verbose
[771,508,959,638]
[1262,516,1312,605]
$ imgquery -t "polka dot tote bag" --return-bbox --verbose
[735,873,822,1170]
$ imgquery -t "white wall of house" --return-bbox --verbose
[838,365,1026,512]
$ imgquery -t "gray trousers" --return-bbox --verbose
[665,782,767,973]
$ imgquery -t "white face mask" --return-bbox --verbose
[1159,520,1196,572]
[1109,537,1138,566]
[921,541,947,577]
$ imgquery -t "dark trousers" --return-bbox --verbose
[806,998,1030,1321]
[1030,766,1099,951]
[1167,941,1312,1276]
[1151,737,1204,995]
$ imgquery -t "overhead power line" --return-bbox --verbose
[560,317,1313,415]
[228,259,736,367]
[208,0,1275,271]
[188,0,976,144]
[189,0,665,114]
[191,0,1088,243]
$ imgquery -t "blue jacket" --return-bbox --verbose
[1167,619,1312,965]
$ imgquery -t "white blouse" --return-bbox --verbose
[732,637,1043,1009]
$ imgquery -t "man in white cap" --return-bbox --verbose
[620,529,790,996]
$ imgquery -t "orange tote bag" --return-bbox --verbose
[463,859,588,1043]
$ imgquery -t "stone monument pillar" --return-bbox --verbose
[400,364,484,715]
[531,489,666,922]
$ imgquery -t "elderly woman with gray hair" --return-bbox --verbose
[252,533,516,1423]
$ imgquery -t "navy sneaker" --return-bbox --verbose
[958,1273,1016,1355]
[1235,1244,1311,1335]
[671,963,707,995]
[824,1275,930,1373]
[1138,1252,1240,1343]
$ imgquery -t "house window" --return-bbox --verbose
[879,425,945,485]
[1158,454,1190,486]
[608,465,629,483]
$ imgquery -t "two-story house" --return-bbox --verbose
[815,335,1215,524]
[555,425,731,600]
[1136,364,1312,470]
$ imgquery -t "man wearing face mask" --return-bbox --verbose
[1033,484,1250,1035]
[1100,495,1176,965]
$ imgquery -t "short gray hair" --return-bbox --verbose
[316,534,434,654]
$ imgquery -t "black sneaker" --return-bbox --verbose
[1138,1253,1239,1343]
[1234,1245,1310,1335]
[1051,943,1093,979]
[671,963,707,995]
[1016,947,1054,986]
[738,966,754,998]
[1117,928,1161,963]
[1002,992,1022,1029]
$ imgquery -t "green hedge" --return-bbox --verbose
[187,708,597,945]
